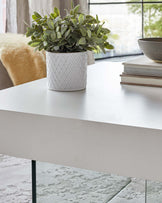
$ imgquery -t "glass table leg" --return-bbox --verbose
[32,160,36,203]
[32,160,162,202]
[145,179,162,202]
[35,161,145,202]
[145,180,147,203]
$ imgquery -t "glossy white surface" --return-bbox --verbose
[0,62,162,181]
[0,62,162,130]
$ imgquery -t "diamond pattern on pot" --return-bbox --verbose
[46,52,87,91]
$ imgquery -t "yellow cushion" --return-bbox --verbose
[0,33,46,86]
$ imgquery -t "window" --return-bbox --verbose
[89,0,162,59]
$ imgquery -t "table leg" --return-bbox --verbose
[32,160,36,203]
[145,180,147,203]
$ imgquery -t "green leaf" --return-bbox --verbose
[70,9,74,15]
[73,5,80,14]
[86,15,97,23]
[44,30,53,35]
[51,31,56,40]
[101,28,110,34]
[78,37,86,45]
[28,41,41,47]
[80,28,87,36]
[97,26,102,35]
[96,15,99,23]
[61,25,68,35]
[57,32,62,39]
[47,19,54,29]
[78,14,85,24]
[103,35,108,40]
[71,19,77,26]
[34,12,42,19]
[64,29,71,38]
[99,45,106,54]
[56,26,60,32]
[104,42,114,49]
[54,7,60,17]
[26,27,35,37]
[87,30,91,38]
[33,31,41,38]
[32,15,38,21]
[50,13,55,19]
[53,16,61,24]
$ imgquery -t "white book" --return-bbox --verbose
[123,56,162,77]
[120,74,162,87]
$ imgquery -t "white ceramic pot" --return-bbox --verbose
[46,52,87,91]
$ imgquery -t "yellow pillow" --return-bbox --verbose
[0,33,46,86]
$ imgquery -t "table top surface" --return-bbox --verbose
[0,61,162,130]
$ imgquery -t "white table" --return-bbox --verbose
[0,62,162,183]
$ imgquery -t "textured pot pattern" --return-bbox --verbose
[46,52,87,91]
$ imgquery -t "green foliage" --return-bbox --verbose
[26,4,113,53]
[128,1,162,37]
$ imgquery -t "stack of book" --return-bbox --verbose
[120,56,162,87]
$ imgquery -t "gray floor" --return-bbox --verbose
[1,55,162,203]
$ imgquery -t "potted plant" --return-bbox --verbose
[26,2,113,91]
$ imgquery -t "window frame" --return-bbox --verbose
[88,0,162,59]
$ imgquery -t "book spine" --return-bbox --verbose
[120,73,162,88]
[120,82,162,88]
[124,67,162,77]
